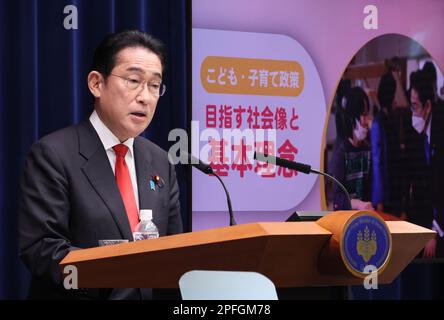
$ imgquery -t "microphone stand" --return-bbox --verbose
[212,172,237,226]
[310,169,352,210]
[184,151,237,226]
[254,152,352,211]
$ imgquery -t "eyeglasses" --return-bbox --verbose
[110,74,166,97]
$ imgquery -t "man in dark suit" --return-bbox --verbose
[408,69,444,258]
[18,30,183,299]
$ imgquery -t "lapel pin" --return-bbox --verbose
[149,179,156,191]
[150,175,165,190]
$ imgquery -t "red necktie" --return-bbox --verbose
[113,144,139,231]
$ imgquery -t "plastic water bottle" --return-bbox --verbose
[133,209,159,241]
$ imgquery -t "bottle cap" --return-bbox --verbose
[139,209,153,221]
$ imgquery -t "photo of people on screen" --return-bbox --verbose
[324,34,444,259]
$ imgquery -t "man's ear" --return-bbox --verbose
[88,71,103,98]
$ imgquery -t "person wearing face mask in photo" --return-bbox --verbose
[398,68,444,300]
[329,86,375,211]
[407,69,444,259]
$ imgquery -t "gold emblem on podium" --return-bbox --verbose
[356,225,377,262]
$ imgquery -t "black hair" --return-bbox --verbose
[342,86,369,138]
[335,79,352,109]
[377,72,396,112]
[334,79,352,140]
[422,61,437,83]
[91,30,166,78]
[410,69,435,106]
[387,56,401,73]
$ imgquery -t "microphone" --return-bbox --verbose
[187,153,214,175]
[182,151,237,226]
[254,152,312,174]
[254,152,352,210]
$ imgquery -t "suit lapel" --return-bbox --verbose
[77,121,133,241]
[133,137,153,212]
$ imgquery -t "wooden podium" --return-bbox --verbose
[60,210,435,288]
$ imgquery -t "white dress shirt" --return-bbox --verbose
[89,110,140,212]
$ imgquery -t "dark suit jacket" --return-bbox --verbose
[430,103,444,223]
[18,120,183,299]
[407,103,444,256]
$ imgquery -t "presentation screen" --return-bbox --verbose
[191,0,444,237]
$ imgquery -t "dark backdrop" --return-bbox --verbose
[0,0,189,299]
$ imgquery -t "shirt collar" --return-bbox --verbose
[89,110,134,157]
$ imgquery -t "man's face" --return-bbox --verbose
[95,47,163,141]
[410,88,427,118]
